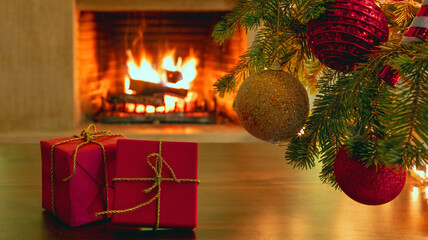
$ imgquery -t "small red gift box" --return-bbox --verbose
[110,139,199,229]
[41,125,124,227]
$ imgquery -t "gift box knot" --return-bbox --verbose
[50,124,124,216]
[96,140,200,230]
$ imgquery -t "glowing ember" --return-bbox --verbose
[135,104,145,113]
[146,105,155,114]
[156,106,165,113]
[125,103,136,112]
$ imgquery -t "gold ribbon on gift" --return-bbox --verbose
[96,140,200,230]
[50,124,123,216]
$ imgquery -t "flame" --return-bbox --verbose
[125,48,198,91]
[126,50,161,84]
[124,76,136,95]
[162,49,180,72]
[164,94,180,113]
[165,51,198,89]
[123,48,199,114]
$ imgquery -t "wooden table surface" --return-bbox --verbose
[1,143,427,240]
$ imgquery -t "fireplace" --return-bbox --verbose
[77,8,246,124]
[0,0,249,132]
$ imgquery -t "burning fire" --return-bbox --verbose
[124,49,199,113]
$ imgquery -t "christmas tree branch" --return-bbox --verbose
[212,0,428,189]
[387,44,428,168]
[212,0,333,98]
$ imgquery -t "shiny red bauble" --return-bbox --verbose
[307,0,389,72]
[334,148,406,205]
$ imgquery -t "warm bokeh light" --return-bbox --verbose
[298,127,305,136]
[424,186,428,199]
[412,186,419,201]
[412,166,427,179]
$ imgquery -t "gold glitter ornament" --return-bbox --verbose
[234,69,309,143]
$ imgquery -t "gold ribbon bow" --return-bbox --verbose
[96,140,199,230]
[50,124,123,216]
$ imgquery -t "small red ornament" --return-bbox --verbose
[307,0,389,72]
[334,147,406,205]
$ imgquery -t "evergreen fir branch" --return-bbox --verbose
[303,0,335,22]
[318,139,340,188]
[214,15,311,97]
[285,69,352,180]
[303,59,325,94]
[285,135,318,169]
[338,43,428,171]
[284,42,426,186]
[213,52,253,98]
[212,0,252,44]
[213,0,334,98]
[212,0,267,45]
[387,44,428,168]
[392,0,421,27]
[344,136,377,167]
[213,74,238,98]
[214,0,428,188]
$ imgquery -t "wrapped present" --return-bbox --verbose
[41,124,125,226]
[99,139,199,230]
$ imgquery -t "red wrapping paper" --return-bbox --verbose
[41,135,124,226]
[112,139,198,229]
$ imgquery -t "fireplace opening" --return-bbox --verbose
[77,11,247,124]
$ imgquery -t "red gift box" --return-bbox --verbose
[110,139,199,229]
[41,125,124,226]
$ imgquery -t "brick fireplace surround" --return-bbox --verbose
[0,0,249,132]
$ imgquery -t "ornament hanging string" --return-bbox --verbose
[50,124,123,216]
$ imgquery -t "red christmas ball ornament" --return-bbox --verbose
[307,0,389,72]
[334,147,406,205]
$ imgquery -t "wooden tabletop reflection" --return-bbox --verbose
[1,143,428,240]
